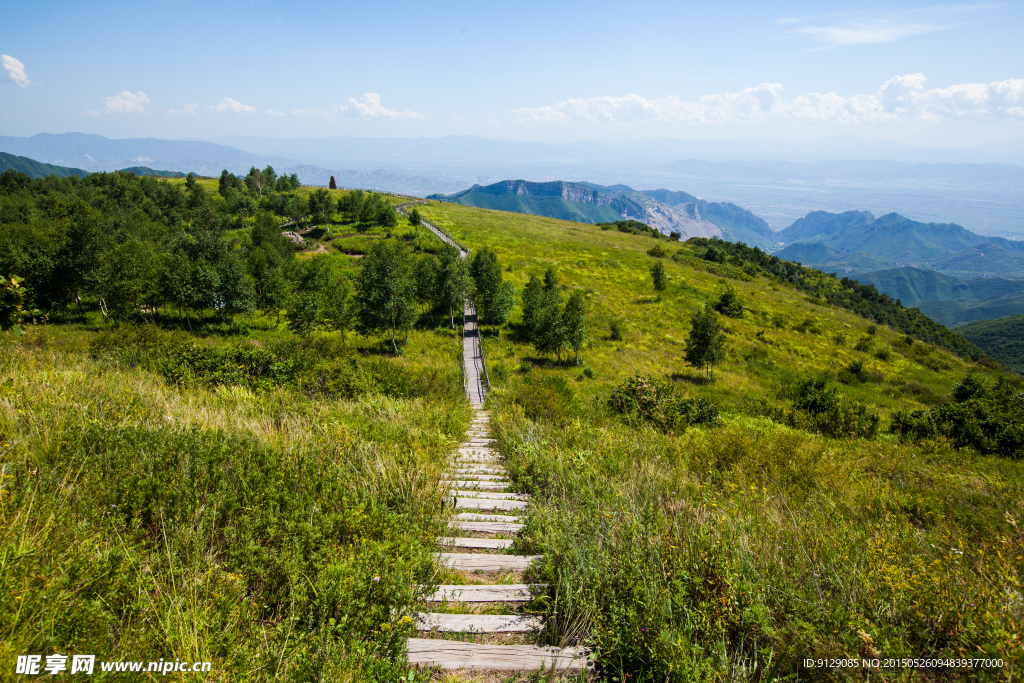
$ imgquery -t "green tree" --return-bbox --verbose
[216,253,256,328]
[248,247,288,325]
[414,254,439,317]
[715,286,744,318]
[323,277,356,343]
[97,237,161,323]
[286,256,330,337]
[355,240,418,353]
[562,290,589,365]
[339,190,364,223]
[533,298,567,362]
[685,304,727,380]
[308,188,334,224]
[651,259,667,292]
[520,275,544,338]
[485,280,516,331]
[408,207,422,227]
[0,274,28,331]
[470,247,503,330]
[434,245,468,328]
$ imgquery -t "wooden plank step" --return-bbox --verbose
[414,612,541,633]
[442,480,508,490]
[447,473,505,481]
[450,521,524,534]
[453,511,522,521]
[454,490,527,500]
[455,497,527,512]
[437,552,540,571]
[425,584,536,602]
[407,639,590,670]
[438,536,514,549]
[456,455,499,463]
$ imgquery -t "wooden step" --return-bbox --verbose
[442,480,509,490]
[437,552,540,571]
[454,490,528,500]
[455,497,527,512]
[456,456,500,464]
[450,520,524,534]
[414,612,541,633]
[454,512,522,521]
[438,536,514,549]
[425,584,536,602]
[447,473,505,481]
[407,639,590,670]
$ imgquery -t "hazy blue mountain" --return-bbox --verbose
[915,295,1024,328]
[0,152,89,179]
[854,267,1024,306]
[432,179,778,249]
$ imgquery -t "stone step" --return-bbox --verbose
[454,497,527,512]
[425,584,536,603]
[437,552,540,571]
[438,536,514,550]
[407,639,590,670]
[414,612,541,633]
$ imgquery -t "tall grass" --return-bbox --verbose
[0,327,469,681]
[495,398,1023,681]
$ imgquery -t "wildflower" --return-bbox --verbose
[164,415,172,422]
[372,576,380,582]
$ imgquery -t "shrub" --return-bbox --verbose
[609,320,623,341]
[714,286,744,318]
[790,376,879,438]
[608,374,721,432]
[647,244,667,258]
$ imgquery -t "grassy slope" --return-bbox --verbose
[417,199,1024,679]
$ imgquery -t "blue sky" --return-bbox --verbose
[1,0,1022,145]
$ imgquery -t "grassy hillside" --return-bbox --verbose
[957,314,1024,373]
[415,199,1024,679]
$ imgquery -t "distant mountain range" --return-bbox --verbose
[775,210,1024,278]
[0,151,187,179]
[429,179,779,250]
[0,133,467,195]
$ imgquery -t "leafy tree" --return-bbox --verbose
[715,286,744,318]
[414,254,438,316]
[338,190,364,223]
[262,166,277,190]
[215,253,256,327]
[245,167,268,197]
[543,266,559,292]
[562,290,589,365]
[408,207,422,227]
[377,201,398,229]
[470,248,503,329]
[0,274,28,330]
[97,237,161,323]
[218,170,242,197]
[322,277,356,343]
[248,247,288,325]
[485,280,516,331]
[308,188,334,224]
[434,244,468,328]
[286,256,330,337]
[520,275,544,337]
[684,304,727,380]
[355,240,417,353]
[329,176,337,190]
[274,173,300,192]
[651,259,667,292]
[533,298,567,362]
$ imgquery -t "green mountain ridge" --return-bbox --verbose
[0,151,190,180]
[958,314,1024,373]
[430,179,779,250]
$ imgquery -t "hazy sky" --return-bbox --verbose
[2,1,1022,145]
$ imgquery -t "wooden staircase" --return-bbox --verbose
[408,409,591,672]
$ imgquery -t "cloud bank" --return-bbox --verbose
[345,93,427,119]
[105,91,150,114]
[512,75,1024,126]
[211,97,256,114]
[2,54,32,88]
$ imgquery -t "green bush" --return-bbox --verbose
[608,374,721,432]
[789,376,879,438]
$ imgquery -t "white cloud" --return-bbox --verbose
[345,93,427,120]
[512,75,1024,127]
[211,97,256,114]
[1,54,31,88]
[784,5,995,49]
[169,102,200,116]
[266,108,285,116]
[105,90,150,114]
[797,20,945,47]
